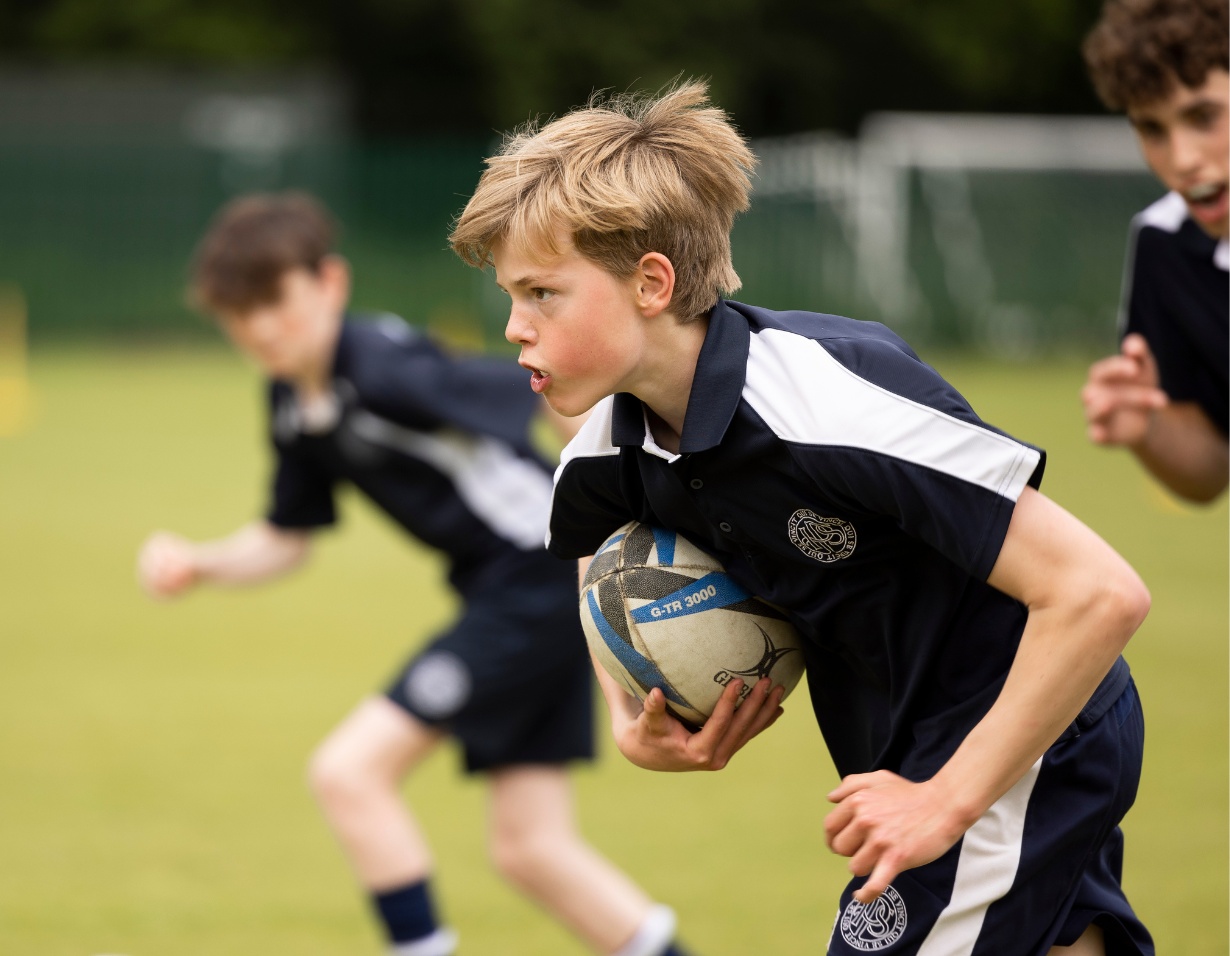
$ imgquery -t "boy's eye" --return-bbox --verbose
[1132,119,1164,141]
[533,288,556,302]
[1188,104,1222,131]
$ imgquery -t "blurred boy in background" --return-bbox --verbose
[1081,0,1229,502]
[136,192,692,956]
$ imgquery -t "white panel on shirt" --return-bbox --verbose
[555,396,621,472]
[744,328,1040,501]
[348,409,552,550]
[1137,191,1189,233]
[548,396,622,549]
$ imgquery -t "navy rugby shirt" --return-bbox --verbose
[266,314,560,596]
[1119,191,1229,435]
[549,300,1130,778]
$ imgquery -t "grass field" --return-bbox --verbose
[0,346,1225,955]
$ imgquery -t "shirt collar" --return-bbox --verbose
[608,299,750,454]
[1214,239,1229,272]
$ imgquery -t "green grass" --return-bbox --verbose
[0,347,1224,955]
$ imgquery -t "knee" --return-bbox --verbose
[307,738,371,809]
[489,822,561,889]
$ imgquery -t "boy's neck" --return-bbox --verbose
[636,313,709,453]
[291,312,344,400]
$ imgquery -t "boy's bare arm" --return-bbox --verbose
[824,487,1150,904]
[137,520,312,598]
[1129,401,1230,501]
[578,557,786,772]
[1082,332,1229,501]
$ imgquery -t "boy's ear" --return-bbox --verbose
[635,252,675,318]
[319,254,352,306]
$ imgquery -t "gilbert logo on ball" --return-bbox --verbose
[580,521,805,727]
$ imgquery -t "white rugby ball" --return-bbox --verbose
[580,520,805,727]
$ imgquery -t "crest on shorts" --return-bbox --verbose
[404,651,472,719]
[788,509,856,563]
[839,886,908,951]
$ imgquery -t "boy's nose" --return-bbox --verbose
[1170,128,1203,178]
[505,308,532,346]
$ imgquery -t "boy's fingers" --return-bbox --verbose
[1121,333,1152,362]
[1087,354,1143,385]
[698,679,743,739]
[853,858,900,904]
[641,688,672,731]
[740,685,786,743]
[1084,384,1166,421]
[827,769,892,802]
[711,679,768,765]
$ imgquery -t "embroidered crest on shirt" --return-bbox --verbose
[788,509,856,563]
[839,885,908,951]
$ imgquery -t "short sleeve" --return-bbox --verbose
[265,436,337,530]
[745,330,1044,580]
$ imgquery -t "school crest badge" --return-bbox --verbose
[788,509,856,563]
[839,885,908,951]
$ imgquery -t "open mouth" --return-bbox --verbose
[1183,182,1228,224]
[522,362,550,393]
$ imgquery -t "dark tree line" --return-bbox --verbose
[0,0,1111,136]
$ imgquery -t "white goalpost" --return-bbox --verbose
[751,114,1154,354]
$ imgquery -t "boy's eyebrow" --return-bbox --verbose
[1179,95,1223,117]
[498,270,561,290]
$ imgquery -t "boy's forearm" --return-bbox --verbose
[928,597,1138,827]
[1131,402,1230,502]
[933,491,1149,825]
[193,520,312,586]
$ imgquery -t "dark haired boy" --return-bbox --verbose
[451,82,1155,955]
[1081,0,1229,502]
[138,192,694,956]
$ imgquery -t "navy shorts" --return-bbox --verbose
[827,674,1153,956]
[384,557,595,774]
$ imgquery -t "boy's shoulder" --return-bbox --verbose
[733,301,996,437]
[728,299,909,343]
[719,299,930,390]
[1130,192,1225,267]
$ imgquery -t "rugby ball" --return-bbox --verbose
[580,520,805,727]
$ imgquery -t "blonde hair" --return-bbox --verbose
[449,79,757,322]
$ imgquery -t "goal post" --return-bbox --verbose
[748,114,1158,355]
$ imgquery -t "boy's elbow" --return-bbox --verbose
[1094,565,1151,648]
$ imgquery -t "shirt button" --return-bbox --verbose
[689,478,704,490]
[719,521,732,533]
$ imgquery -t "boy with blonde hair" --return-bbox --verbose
[451,82,1155,955]
[138,191,695,956]
[1080,0,1228,501]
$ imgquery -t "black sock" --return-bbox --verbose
[371,879,440,944]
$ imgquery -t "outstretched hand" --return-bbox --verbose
[136,530,199,598]
[1081,333,1168,447]
[824,770,970,904]
[615,677,785,772]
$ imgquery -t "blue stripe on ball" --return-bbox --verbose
[595,532,626,556]
[651,526,676,566]
[627,571,752,624]
[585,590,690,707]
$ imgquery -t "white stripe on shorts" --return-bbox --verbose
[915,757,1043,956]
